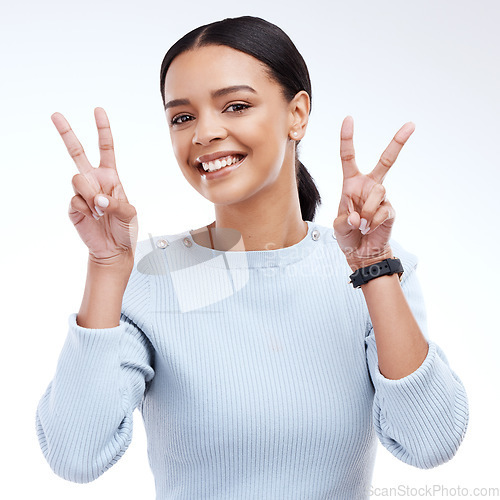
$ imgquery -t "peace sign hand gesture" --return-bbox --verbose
[52,107,138,264]
[333,116,415,271]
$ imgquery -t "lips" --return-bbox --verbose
[195,155,247,179]
[194,150,247,169]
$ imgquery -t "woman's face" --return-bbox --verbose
[163,45,297,206]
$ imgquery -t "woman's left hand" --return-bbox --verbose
[333,116,415,271]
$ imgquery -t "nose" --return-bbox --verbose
[192,113,228,145]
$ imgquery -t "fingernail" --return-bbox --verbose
[361,225,371,235]
[95,205,104,216]
[359,218,368,232]
[93,213,100,220]
[347,215,353,227]
[97,195,109,208]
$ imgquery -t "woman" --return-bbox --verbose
[36,16,469,499]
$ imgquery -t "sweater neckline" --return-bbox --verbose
[181,220,322,268]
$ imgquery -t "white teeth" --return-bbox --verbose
[201,155,243,172]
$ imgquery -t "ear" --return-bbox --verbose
[288,90,310,140]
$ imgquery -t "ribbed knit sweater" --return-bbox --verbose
[35,220,469,499]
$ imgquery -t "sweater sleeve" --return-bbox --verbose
[364,252,469,469]
[35,262,155,484]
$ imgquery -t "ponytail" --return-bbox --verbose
[296,158,321,222]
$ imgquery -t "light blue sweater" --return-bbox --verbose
[36,220,469,499]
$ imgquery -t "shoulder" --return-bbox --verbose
[133,229,191,276]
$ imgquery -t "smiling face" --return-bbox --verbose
[163,44,298,206]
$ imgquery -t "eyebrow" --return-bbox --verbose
[164,85,257,110]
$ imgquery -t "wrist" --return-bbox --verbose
[348,254,403,289]
[87,253,134,289]
[79,254,134,329]
[88,251,134,272]
[346,248,394,272]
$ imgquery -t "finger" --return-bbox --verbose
[51,112,94,175]
[347,196,355,216]
[370,121,415,183]
[333,211,362,259]
[72,173,102,219]
[365,202,395,235]
[94,107,117,170]
[359,183,386,234]
[94,194,137,222]
[69,194,100,222]
[340,116,360,180]
[335,209,361,237]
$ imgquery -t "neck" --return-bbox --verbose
[205,214,308,252]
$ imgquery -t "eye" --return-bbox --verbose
[224,103,251,113]
[170,103,250,126]
[170,114,194,126]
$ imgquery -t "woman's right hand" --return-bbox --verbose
[52,107,138,264]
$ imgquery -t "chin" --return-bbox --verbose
[203,178,264,206]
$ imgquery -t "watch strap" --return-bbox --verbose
[349,257,404,289]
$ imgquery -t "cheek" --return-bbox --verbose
[235,114,286,155]
[254,118,289,163]
[170,132,189,165]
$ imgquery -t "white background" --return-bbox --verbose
[2,0,499,498]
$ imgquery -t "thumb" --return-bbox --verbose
[93,194,137,221]
[334,210,361,238]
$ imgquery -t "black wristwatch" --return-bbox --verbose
[349,257,404,289]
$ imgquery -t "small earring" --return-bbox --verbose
[292,131,298,138]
